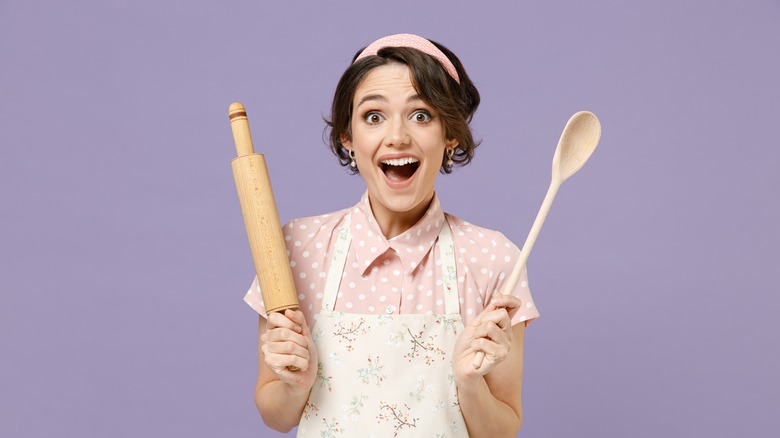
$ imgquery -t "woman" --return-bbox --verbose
[244,34,540,437]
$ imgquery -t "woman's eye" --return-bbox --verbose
[364,112,384,124]
[412,111,432,123]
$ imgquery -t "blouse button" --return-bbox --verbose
[385,305,396,314]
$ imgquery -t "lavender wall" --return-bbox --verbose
[1,1,778,436]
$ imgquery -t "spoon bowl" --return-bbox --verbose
[553,111,601,184]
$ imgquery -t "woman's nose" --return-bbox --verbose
[384,118,411,147]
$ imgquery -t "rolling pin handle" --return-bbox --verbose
[229,102,255,157]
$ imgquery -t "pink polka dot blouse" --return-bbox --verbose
[243,192,540,328]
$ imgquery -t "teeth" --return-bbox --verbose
[380,157,419,166]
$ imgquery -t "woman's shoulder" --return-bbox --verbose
[444,213,517,250]
[282,206,353,247]
[444,212,520,275]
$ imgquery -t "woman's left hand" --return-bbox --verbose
[452,294,522,386]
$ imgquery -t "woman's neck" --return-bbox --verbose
[368,193,434,240]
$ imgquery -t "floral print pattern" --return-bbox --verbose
[319,417,343,437]
[302,401,319,420]
[403,326,447,365]
[341,393,368,421]
[356,355,386,386]
[316,362,333,392]
[434,315,459,335]
[408,375,433,402]
[333,318,370,344]
[301,312,469,437]
[377,402,419,436]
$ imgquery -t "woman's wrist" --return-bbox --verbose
[454,370,485,394]
[284,378,314,399]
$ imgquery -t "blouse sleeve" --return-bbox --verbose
[243,275,268,319]
[242,220,296,319]
[490,232,540,327]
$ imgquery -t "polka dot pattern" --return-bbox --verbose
[243,192,539,327]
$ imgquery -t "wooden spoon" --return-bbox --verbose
[472,111,601,369]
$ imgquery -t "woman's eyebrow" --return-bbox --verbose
[357,94,424,108]
[357,94,387,108]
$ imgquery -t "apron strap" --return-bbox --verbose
[438,218,460,316]
[321,214,351,313]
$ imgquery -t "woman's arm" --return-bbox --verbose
[254,310,318,432]
[458,324,525,436]
[453,295,526,437]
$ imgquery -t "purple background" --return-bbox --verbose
[1,1,778,436]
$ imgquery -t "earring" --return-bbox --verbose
[446,148,454,167]
[349,150,357,168]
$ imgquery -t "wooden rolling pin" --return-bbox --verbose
[229,102,299,314]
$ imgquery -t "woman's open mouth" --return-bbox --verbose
[380,157,420,183]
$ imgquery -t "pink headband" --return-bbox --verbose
[354,33,460,84]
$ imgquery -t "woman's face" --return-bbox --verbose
[342,63,457,232]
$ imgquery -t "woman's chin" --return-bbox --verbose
[369,187,433,219]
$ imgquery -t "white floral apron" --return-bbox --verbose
[297,214,469,437]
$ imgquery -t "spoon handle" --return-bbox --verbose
[506,180,560,290]
[471,180,561,369]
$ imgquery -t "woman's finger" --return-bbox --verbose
[264,351,311,373]
[264,327,308,347]
[283,309,307,327]
[487,294,522,317]
[470,337,510,364]
[474,321,513,346]
[477,308,512,331]
[266,311,303,333]
[263,339,310,359]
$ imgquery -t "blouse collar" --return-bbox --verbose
[351,191,446,275]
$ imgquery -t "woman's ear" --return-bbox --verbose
[340,133,352,149]
[445,138,459,149]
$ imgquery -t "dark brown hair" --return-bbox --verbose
[326,39,481,174]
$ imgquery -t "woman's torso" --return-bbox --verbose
[243,192,540,329]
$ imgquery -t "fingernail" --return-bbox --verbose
[294,325,302,333]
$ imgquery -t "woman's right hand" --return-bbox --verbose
[260,309,318,392]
